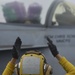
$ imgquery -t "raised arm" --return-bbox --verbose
[2,37,22,75]
[46,37,75,75]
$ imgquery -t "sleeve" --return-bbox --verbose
[2,61,15,75]
[59,57,75,75]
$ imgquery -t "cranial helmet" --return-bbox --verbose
[27,3,42,23]
[15,50,53,75]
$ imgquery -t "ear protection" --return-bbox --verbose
[15,63,53,75]
[44,64,53,75]
[15,63,20,75]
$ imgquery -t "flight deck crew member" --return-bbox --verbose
[2,37,52,75]
[2,37,75,75]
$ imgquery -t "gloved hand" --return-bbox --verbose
[46,37,59,57]
[12,37,22,59]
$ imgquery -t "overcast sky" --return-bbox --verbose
[0,0,75,24]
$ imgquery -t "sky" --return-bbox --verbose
[0,0,75,24]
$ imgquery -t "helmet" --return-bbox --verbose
[15,50,53,75]
[27,3,42,23]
